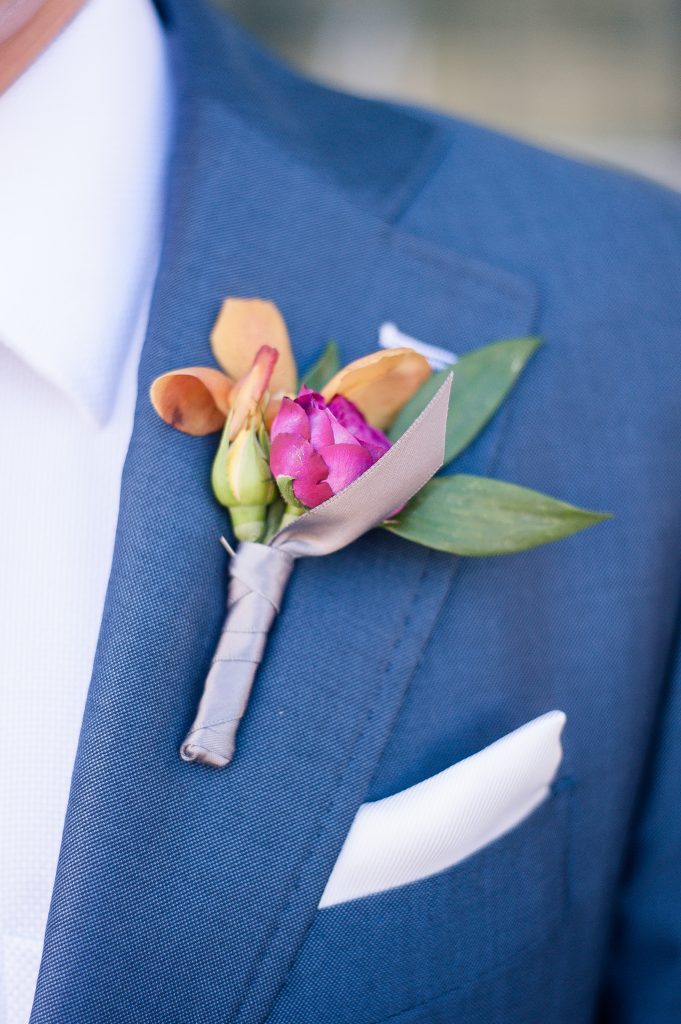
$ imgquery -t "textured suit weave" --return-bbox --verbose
[30,1,681,1022]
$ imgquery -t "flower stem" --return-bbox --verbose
[279,504,304,531]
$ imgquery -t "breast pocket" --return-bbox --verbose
[268,742,573,1024]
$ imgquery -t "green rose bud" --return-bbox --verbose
[211,422,276,543]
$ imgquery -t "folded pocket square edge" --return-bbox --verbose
[319,709,567,908]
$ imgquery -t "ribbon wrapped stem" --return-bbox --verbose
[180,542,294,767]
[179,374,452,769]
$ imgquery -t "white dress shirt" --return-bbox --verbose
[0,0,172,1019]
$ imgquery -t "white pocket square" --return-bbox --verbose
[319,709,566,908]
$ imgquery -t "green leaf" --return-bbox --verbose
[388,337,542,465]
[384,475,611,556]
[275,474,304,510]
[301,341,340,392]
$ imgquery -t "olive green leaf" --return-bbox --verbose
[301,341,340,392]
[384,475,611,556]
[274,474,304,510]
[389,337,542,465]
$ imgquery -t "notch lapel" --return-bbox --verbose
[31,11,537,1024]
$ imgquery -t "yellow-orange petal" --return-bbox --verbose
[210,298,297,397]
[321,347,431,430]
[150,367,233,436]
[227,345,278,439]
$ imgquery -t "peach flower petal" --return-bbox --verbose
[227,345,278,439]
[210,298,297,397]
[321,347,431,430]
[150,367,233,436]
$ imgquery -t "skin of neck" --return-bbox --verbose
[0,0,87,94]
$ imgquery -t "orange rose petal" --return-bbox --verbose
[210,298,297,397]
[226,345,279,438]
[150,367,233,436]
[321,348,431,430]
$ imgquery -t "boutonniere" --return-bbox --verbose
[151,298,609,767]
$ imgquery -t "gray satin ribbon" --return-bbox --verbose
[180,374,452,767]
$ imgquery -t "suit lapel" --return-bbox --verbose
[31,8,536,1023]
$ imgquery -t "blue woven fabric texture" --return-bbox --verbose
[29,0,681,1022]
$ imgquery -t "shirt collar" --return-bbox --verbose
[0,0,172,424]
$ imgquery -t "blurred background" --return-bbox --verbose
[218,0,681,192]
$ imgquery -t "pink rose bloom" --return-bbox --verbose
[270,388,391,508]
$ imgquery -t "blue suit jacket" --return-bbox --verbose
[30,1,681,1021]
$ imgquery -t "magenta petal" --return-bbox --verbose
[296,388,326,413]
[360,435,391,462]
[326,394,364,428]
[328,412,361,447]
[270,433,315,479]
[293,477,333,508]
[295,446,330,484]
[307,405,336,449]
[271,432,330,485]
[318,443,373,494]
[271,397,309,441]
[327,395,391,459]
